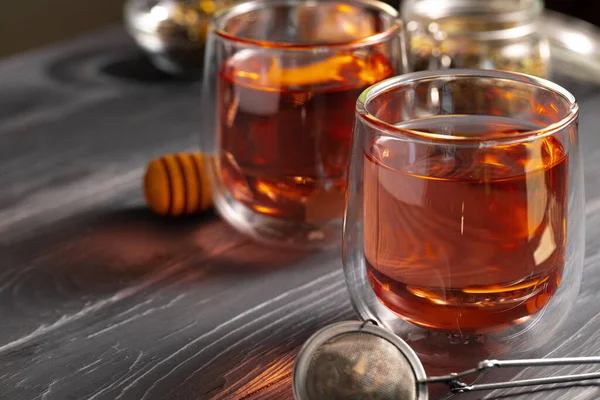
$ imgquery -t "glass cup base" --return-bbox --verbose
[343,250,579,371]
[212,191,342,250]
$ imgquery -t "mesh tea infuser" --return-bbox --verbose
[293,320,600,399]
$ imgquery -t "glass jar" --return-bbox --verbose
[124,0,241,77]
[401,0,550,78]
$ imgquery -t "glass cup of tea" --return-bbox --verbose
[200,0,407,248]
[343,69,584,358]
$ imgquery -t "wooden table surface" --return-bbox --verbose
[2,27,600,400]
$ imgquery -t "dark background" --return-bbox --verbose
[0,0,599,58]
[544,0,600,24]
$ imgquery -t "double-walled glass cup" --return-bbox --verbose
[200,0,407,248]
[343,69,584,357]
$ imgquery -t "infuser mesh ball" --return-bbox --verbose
[293,321,428,400]
[294,321,600,400]
[305,332,417,400]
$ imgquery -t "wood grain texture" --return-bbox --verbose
[2,26,600,400]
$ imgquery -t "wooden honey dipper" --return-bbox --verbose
[144,153,212,216]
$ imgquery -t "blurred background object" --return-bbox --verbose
[401,0,550,77]
[124,0,240,77]
[0,0,599,58]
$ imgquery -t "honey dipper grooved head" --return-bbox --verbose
[144,153,212,216]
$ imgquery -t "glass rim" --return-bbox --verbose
[356,68,579,144]
[212,0,401,50]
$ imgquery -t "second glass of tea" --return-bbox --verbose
[200,0,406,248]
[343,69,584,355]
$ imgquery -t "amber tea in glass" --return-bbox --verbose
[219,51,393,222]
[201,0,406,248]
[364,116,566,333]
[344,70,584,351]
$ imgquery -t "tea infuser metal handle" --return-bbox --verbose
[421,357,600,393]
